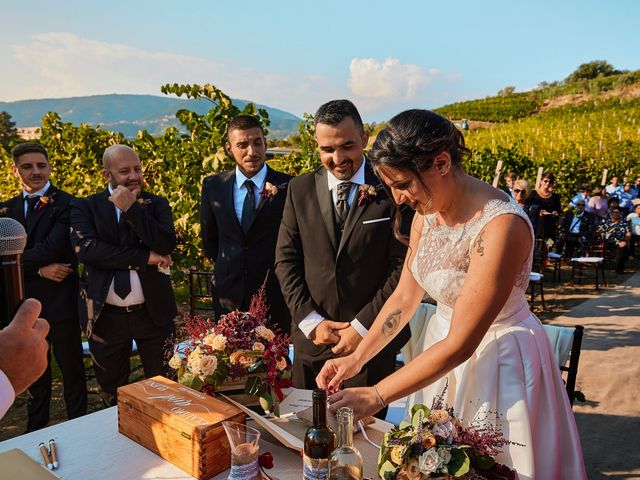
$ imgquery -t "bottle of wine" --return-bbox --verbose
[328,407,363,480]
[303,388,336,480]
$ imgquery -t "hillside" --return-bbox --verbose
[0,94,301,138]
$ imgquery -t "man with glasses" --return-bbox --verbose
[559,199,593,259]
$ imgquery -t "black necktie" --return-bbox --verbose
[335,182,352,227]
[25,195,40,228]
[113,214,131,300]
[241,180,256,233]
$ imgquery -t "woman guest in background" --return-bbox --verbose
[598,208,632,274]
[527,172,561,243]
[513,178,537,226]
[317,110,586,479]
[587,186,608,226]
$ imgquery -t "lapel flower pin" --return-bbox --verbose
[260,182,279,199]
[357,184,378,206]
[36,193,54,211]
[136,198,153,208]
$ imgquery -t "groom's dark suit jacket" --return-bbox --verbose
[70,189,177,335]
[200,166,291,333]
[275,162,411,388]
[0,184,79,326]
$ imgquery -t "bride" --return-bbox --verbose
[316,110,586,479]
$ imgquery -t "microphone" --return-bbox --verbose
[0,218,27,326]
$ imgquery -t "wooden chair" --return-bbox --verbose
[542,324,584,405]
[570,234,607,289]
[528,239,546,311]
[188,269,215,315]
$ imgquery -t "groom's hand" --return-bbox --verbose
[331,326,362,356]
[310,320,349,346]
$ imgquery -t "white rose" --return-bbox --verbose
[419,448,443,475]
[168,353,183,370]
[204,333,227,351]
[437,447,451,465]
[253,342,265,351]
[199,355,218,376]
[254,326,275,342]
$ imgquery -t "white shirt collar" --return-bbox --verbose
[235,164,268,190]
[22,181,51,198]
[327,156,366,191]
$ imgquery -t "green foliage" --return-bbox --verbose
[497,86,516,97]
[463,96,640,204]
[565,60,620,83]
[435,92,542,122]
[0,111,20,152]
[269,113,320,175]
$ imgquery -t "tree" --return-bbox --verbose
[497,86,516,97]
[0,111,19,152]
[565,60,619,83]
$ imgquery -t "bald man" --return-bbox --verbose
[70,144,178,406]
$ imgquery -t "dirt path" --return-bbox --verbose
[550,271,640,479]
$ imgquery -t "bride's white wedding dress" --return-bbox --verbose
[409,198,586,480]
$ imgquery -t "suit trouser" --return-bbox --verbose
[27,318,87,432]
[88,305,175,407]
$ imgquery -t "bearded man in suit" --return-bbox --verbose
[200,115,291,332]
[275,100,410,416]
[0,142,87,431]
[70,144,177,406]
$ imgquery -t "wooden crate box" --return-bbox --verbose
[118,375,245,480]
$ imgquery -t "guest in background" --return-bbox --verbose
[606,196,621,222]
[0,142,86,431]
[558,199,592,259]
[528,172,561,242]
[587,186,608,226]
[631,177,640,199]
[570,183,591,207]
[70,145,177,406]
[598,208,632,274]
[200,115,292,333]
[605,176,622,196]
[502,171,517,197]
[625,200,640,258]
[513,178,537,225]
[616,183,634,215]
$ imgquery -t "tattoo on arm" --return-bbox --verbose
[381,309,401,337]
[473,229,486,256]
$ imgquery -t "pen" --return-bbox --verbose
[49,439,59,469]
[39,442,53,470]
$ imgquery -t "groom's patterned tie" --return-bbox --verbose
[335,182,353,228]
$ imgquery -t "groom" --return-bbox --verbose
[275,100,411,407]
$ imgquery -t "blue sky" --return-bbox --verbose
[1,0,638,121]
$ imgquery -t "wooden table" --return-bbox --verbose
[0,407,302,479]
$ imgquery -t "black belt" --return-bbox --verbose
[103,303,145,313]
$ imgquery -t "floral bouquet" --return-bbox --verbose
[167,286,292,416]
[378,393,517,480]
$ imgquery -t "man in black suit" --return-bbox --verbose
[0,142,86,431]
[70,144,177,406]
[200,115,291,332]
[275,100,410,414]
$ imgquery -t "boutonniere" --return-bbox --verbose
[0,207,9,216]
[260,182,279,200]
[357,184,378,206]
[136,198,153,208]
[36,192,56,211]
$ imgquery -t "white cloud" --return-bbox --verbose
[348,58,440,100]
[6,32,344,116]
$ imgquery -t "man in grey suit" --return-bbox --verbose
[275,100,410,416]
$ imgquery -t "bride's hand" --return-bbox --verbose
[327,387,381,421]
[316,354,363,394]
